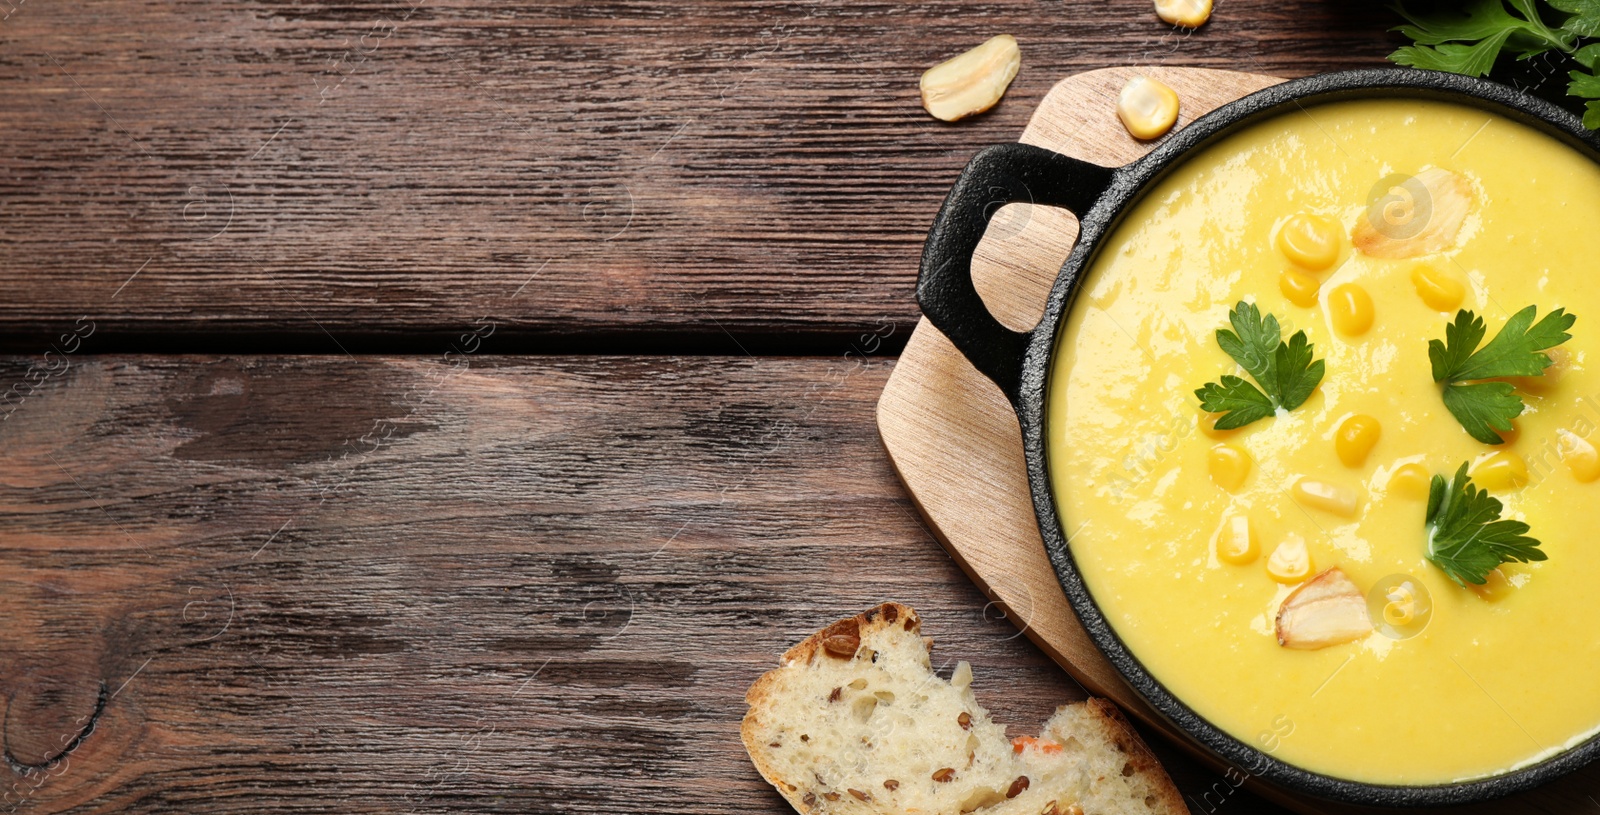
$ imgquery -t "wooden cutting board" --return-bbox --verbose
[876,67,1600,814]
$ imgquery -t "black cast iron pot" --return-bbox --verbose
[916,68,1600,807]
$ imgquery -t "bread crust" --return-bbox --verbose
[782,601,920,666]
[1071,698,1187,815]
[741,603,919,814]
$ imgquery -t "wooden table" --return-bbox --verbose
[0,2,1414,812]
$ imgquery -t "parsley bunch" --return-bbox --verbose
[1426,462,1547,585]
[1195,301,1326,430]
[1429,306,1575,444]
[1391,0,1600,128]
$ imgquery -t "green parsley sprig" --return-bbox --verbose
[1429,306,1575,444]
[1390,0,1600,128]
[1425,462,1547,585]
[1195,301,1326,430]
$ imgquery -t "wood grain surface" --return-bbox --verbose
[0,1,1504,813]
[0,354,1279,814]
[0,0,1401,353]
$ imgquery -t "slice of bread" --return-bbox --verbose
[742,603,1186,815]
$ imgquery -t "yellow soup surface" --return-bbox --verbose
[1047,99,1600,784]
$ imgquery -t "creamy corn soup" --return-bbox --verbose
[1047,99,1600,784]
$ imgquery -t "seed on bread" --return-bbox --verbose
[823,633,861,659]
[851,695,878,721]
[848,788,871,802]
[958,711,973,730]
[1008,776,1030,798]
[883,779,900,791]
[952,660,973,688]
[932,767,957,782]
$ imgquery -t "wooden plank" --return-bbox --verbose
[0,0,1400,351]
[0,354,1286,813]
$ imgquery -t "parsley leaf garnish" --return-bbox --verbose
[1429,306,1575,444]
[1195,376,1275,429]
[1425,462,1547,586]
[1552,0,1600,37]
[1391,0,1572,76]
[1566,43,1600,127]
[1389,0,1600,129]
[1195,301,1326,430]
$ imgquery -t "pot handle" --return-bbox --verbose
[917,143,1115,404]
